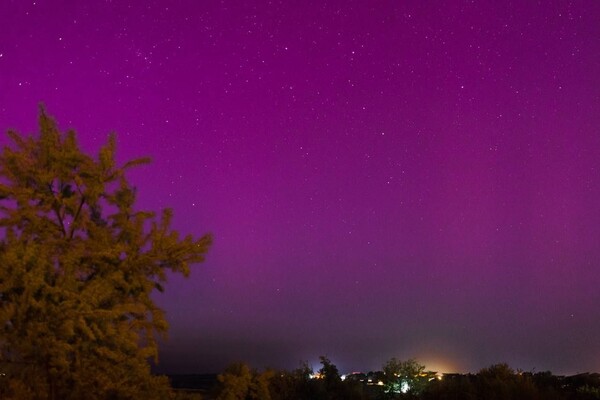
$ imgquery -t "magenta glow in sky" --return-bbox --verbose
[1,1,599,375]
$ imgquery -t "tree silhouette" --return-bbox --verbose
[0,108,212,399]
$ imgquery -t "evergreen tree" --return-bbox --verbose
[0,108,212,399]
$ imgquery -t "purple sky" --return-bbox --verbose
[1,1,600,375]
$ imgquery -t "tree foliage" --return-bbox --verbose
[318,356,341,388]
[0,108,212,399]
[215,362,274,400]
[382,358,431,395]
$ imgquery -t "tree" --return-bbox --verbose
[0,108,212,399]
[215,362,275,400]
[382,358,429,395]
[270,361,320,400]
[216,363,254,400]
[318,356,341,388]
[476,363,539,400]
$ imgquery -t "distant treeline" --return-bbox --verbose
[169,357,600,400]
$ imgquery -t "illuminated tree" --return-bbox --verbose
[382,358,430,395]
[216,362,275,400]
[0,108,212,399]
[216,363,254,400]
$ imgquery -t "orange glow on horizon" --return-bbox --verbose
[419,356,465,374]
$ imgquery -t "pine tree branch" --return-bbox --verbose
[48,183,67,237]
[68,195,86,240]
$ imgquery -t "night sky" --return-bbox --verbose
[1,1,599,375]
